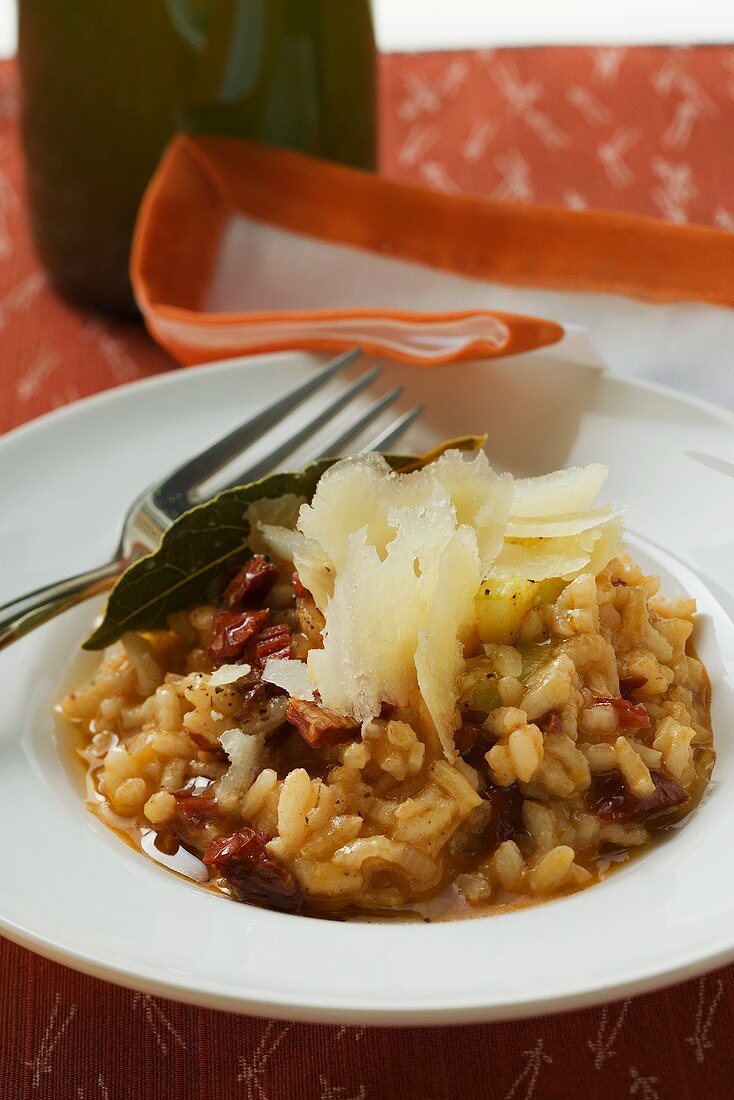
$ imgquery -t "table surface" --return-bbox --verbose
[2,46,734,1100]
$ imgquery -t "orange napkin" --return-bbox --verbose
[132,134,734,367]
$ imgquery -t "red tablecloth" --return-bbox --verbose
[2,47,734,1100]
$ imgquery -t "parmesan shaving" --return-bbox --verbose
[308,497,456,721]
[217,727,266,808]
[297,453,412,570]
[262,657,315,701]
[424,449,513,568]
[260,523,333,609]
[245,493,305,555]
[492,537,593,581]
[511,464,609,518]
[492,521,623,581]
[415,527,481,758]
[505,504,621,539]
[302,450,513,732]
[208,663,251,687]
[584,517,625,576]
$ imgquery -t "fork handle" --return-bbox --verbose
[0,557,127,651]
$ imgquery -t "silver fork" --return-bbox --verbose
[0,349,421,651]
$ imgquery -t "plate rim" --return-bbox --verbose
[1,906,733,1026]
[3,347,733,453]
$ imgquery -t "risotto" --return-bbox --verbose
[58,449,713,920]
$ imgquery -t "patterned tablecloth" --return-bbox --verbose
[1,46,733,1100]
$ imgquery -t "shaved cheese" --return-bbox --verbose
[498,466,621,582]
[217,727,265,807]
[416,527,481,758]
[245,493,305,554]
[505,504,621,539]
[262,657,314,701]
[298,453,408,569]
[426,449,513,568]
[304,450,510,738]
[492,538,592,581]
[257,522,302,563]
[208,663,251,687]
[511,464,609,518]
[259,523,333,609]
[309,496,457,721]
[584,517,625,576]
[493,521,623,581]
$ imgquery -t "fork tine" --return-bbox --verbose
[302,386,403,463]
[218,366,382,489]
[361,406,423,453]
[155,348,361,501]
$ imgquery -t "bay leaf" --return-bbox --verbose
[83,436,483,651]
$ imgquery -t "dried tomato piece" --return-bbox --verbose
[252,622,292,666]
[223,555,279,609]
[203,828,303,914]
[481,783,526,850]
[171,788,226,855]
[174,792,218,826]
[588,769,687,824]
[286,699,359,749]
[619,676,647,699]
[594,695,651,729]
[209,609,269,665]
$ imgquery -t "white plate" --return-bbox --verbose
[2,348,734,1026]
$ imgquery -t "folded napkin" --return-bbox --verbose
[132,134,734,399]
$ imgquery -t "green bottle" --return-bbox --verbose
[19,1,376,316]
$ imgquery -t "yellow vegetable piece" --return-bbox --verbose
[475,576,568,645]
[476,577,541,645]
[535,577,566,604]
